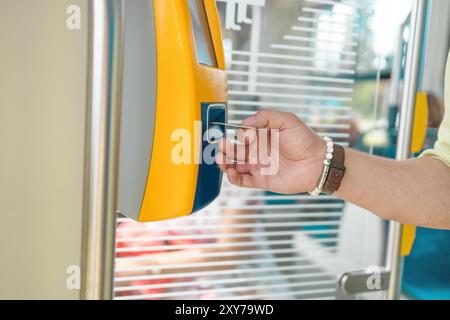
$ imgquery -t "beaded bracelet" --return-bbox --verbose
[309,137,334,196]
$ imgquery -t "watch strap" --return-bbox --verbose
[322,144,346,195]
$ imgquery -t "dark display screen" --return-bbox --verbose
[188,0,218,67]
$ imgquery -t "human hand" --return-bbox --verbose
[216,110,326,194]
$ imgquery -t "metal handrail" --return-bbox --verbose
[81,0,125,300]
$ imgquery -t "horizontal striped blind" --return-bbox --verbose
[114,0,360,300]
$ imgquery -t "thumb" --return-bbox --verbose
[242,110,300,130]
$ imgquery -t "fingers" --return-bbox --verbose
[216,144,259,171]
[234,163,258,174]
[216,148,267,189]
[226,167,269,190]
[219,139,248,162]
[235,128,257,145]
[242,109,301,130]
[215,150,229,172]
[226,168,257,189]
[215,149,258,173]
[216,150,269,190]
[218,138,260,164]
[217,126,277,169]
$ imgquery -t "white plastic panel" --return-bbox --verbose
[0,0,88,299]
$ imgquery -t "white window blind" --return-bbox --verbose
[114,0,360,300]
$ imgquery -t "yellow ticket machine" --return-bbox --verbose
[118,0,228,222]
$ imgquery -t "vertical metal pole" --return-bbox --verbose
[387,24,406,113]
[385,0,428,300]
[81,0,125,300]
[248,5,262,93]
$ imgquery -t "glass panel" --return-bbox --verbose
[189,0,218,67]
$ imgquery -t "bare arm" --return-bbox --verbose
[217,110,450,230]
[336,149,450,229]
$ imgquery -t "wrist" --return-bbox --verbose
[307,138,327,192]
[322,143,346,195]
[309,137,346,196]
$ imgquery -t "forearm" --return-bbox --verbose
[335,149,450,229]
[221,110,450,229]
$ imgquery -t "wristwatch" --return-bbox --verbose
[322,144,346,195]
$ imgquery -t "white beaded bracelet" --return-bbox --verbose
[309,137,334,196]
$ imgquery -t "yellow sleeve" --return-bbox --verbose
[422,140,450,167]
[421,52,450,167]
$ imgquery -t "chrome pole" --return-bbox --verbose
[385,0,428,300]
[81,0,125,300]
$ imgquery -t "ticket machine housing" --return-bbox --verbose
[118,0,228,222]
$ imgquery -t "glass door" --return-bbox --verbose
[113,0,428,300]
